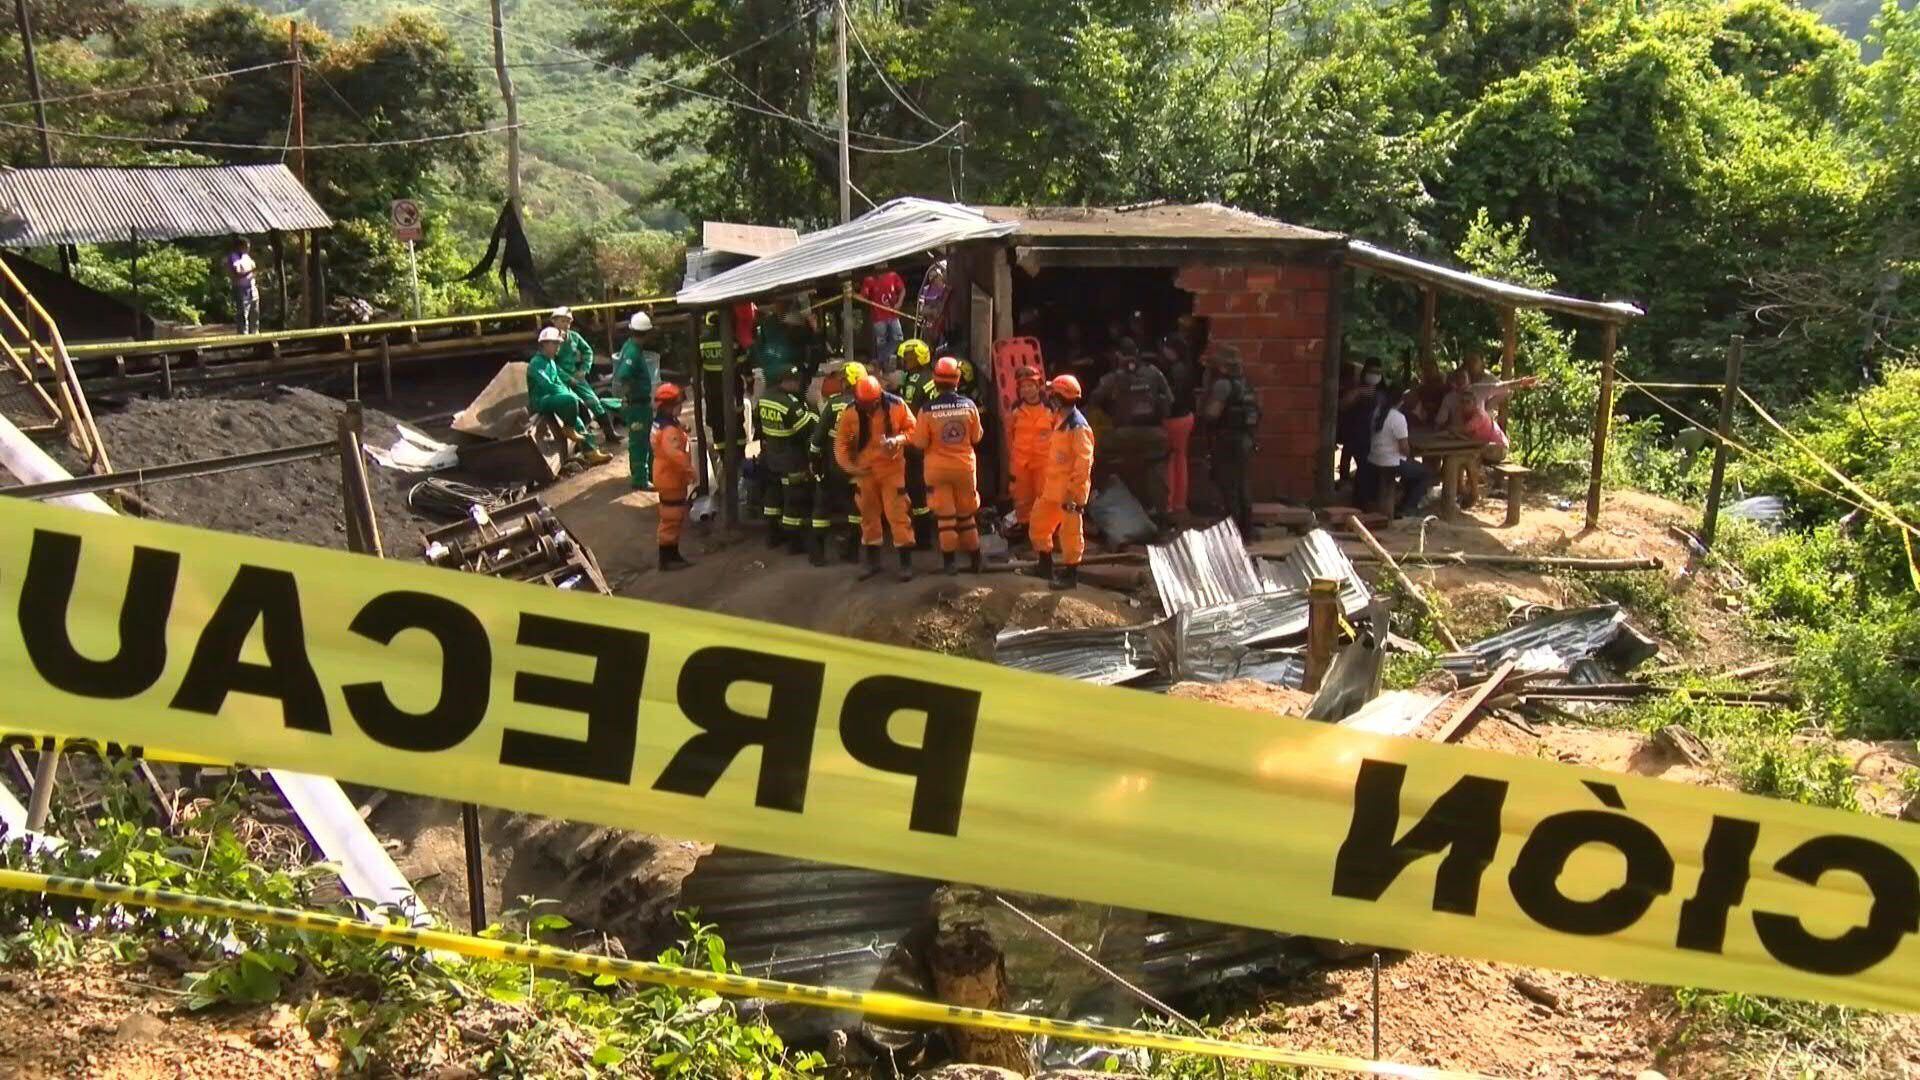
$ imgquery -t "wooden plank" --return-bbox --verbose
[1585,321,1618,530]
[1434,660,1515,743]
[1348,516,1460,651]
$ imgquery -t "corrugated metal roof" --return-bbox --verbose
[979,202,1342,245]
[677,198,1016,307]
[1348,240,1644,323]
[0,165,332,247]
[1151,522,1371,634]
[1150,519,1271,614]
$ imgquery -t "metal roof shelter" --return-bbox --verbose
[0,164,332,248]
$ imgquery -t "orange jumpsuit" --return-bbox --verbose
[1007,400,1053,525]
[1030,407,1095,566]
[651,416,693,545]
[834,394,916,549]
[910,390,984,553]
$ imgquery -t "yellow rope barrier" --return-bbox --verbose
[0,868,1478,1079]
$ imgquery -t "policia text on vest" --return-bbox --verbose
[0,497,1916,1015]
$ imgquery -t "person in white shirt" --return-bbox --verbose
[1361,385,1433,518]
[225,237,260,335]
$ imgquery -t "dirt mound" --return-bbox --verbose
[91,387,434,551]
[1003,591,1136,633]
[1168,678,1313,716]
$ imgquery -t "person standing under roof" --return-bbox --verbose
[1029,375,1094,591]
[226,238,260,335]
[1156,335,1200,517]
[756,366,817,553]
[910,357,985,575]
[612,311,661,490]
[835,375,917,582]
[1201,345,1261,539]
[861,261,908,367]
[1006,365,1053,545]
[527,327,610,466]
[651,384,693,571]
[896,338,938,548]
[1090,337,1173,522]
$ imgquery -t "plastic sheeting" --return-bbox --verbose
[676,199,1017,307]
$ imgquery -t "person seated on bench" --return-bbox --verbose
[1356,385,1432,518]
[1436,365,1538,507]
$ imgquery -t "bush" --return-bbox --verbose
[1619,692,1857,809]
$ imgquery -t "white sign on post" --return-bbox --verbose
[390,198,424,243]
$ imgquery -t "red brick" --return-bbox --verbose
[1175,266,1218,292]
[1245,266,1281,291]
[1224,290,1260,315]
[1193,291,1232,317]
[1239,314,1287,339]
[1216,267,1248,290]
[1298,289,1329,317]
[1278,315,1326,338]
[1280,265,1332,290]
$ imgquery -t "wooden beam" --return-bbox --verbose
[992,247,1013,343]
[1498,306,1517,427]
[720,313,741,529]
[1585,322,1618,531]
[1700,334,1743,548]
[1347,517,1460,651]
[1315,274,1344,506]
[1417,286,1437,380]
[1347,240,1643,324]
[1434,660,1515,744]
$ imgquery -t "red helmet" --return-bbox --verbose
[853,375,883,404]
[1015,365,1043,384]
[653,383,683,406]
[932,356,961,385]
[1048,374,1082,402]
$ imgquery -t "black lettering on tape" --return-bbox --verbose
[1332,759,1507,916]
[501,614,646,784]
[1676,815,1760,953]
[169,566,328,733]
[19,530,177,699]
[1507,793,1674,936]
[1753,835,1920,976]
[837,675,979,836]
[343,591,491,751]
[653,646,822,812]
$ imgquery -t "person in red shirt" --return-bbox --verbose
[860,262,907,370]
[731,301,758,352]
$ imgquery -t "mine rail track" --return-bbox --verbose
[52,296,691,397]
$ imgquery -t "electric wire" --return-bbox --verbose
[0,61,291,112]
[0,103,604,152]
[843,0,949,132]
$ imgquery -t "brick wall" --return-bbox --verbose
[1175,262,1333,502]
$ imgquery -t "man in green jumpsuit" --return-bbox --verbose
[550,307,621,446]
[613,311,661,490]
[528,327,611,466]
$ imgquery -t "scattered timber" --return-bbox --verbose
[1347,517,1461,651]
[1345,550,1663,572]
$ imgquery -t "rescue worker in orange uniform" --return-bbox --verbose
[834,375,917,582]
[1006,365,1052,546]
[1029,374,1095,591]
[650,383,694,571]
[910,357,985,575]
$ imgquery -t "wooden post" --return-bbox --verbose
[1700,334,1743,548]
[271,231,289,331]
[128,228,142,340]
[720,317,741,529]
[992,248,1014,343]
[691,325,711,495]
[929,888,1035,1074]
[1304,577,1341,692]
[1417,286,1436,381]
[379,336,394,400]
[1498,307,1517,427]
[1316,273,1345,506]
[1584,322,1618,531]
[336,403,383,558]
[1348,517,1459,651]
[461,802,487,932]
[22,741,56,831]
[160,353,173,399]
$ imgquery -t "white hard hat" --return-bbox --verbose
[628,311,652,332]
[538,326,563,343]
[551,306,572,319]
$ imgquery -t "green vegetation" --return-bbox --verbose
[0,764,821,1078]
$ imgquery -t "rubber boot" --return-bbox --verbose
[967,550,984,575]
[942,551,958,577]
[598,412,623,446]
[858,546,884,580]
[658,545,690,571]
[808,530,829,567]
[1026,551,1054,580]
[913,514,934,550]
[897,547,915,582]
[840,529,861,564]
[787,527,808,557]
[766,520,784,549]
[1050,564,1079,591]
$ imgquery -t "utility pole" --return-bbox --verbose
[14,0,69,276]
[490,0,521,217]
[291,21,312,327]
[836,0,855,362]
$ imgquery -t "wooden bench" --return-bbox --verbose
[1410,435,1487,524]
[1490,462,1532,527]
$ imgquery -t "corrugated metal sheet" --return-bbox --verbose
[1442,604,1653,675]
[993,621,1171,685]
[1149,519,1270,614]
[977,202,1341,245]
[1339,690,1447,736]
[0,165,332,247]
[702,221,799,259]
[1260,529,1373,618]
[676,198,1016,307]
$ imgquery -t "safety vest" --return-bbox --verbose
[1216,375,1262,433]
[814,393,854,472]
[757,389,816,473]
[699,339,724,372]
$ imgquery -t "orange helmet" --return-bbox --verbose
[1048,374,1082,402]
[653,383,683,406]
[1016,365,1043,384]
[853,375,883,404]
[932,356,961,385]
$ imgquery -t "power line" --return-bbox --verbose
[0,103,601,152]
[843,2,948,132]
[0,61,291,113]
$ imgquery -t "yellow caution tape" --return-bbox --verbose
[64,296,673,358]
[0,498,1917,1013]
[0,729,230,768]
[0,868,1471,1078]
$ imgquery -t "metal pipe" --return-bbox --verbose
[0,440,338,500]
